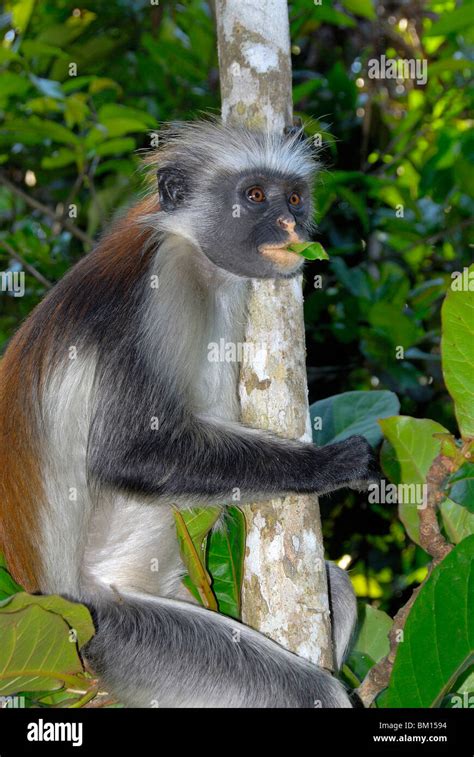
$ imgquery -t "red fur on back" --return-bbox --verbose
[0,197,158,591]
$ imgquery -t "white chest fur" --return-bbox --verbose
[193,277,249,421]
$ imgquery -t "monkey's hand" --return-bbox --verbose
[311,435,381,496]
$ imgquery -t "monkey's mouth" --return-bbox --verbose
[258,242,303,268]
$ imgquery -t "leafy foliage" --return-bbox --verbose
[382,536,474,708]
[441,270,474,437]
[344,604,393,686]
[0,587,96,704]
[310,389,400,447]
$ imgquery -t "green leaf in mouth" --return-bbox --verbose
[286,241,330,260]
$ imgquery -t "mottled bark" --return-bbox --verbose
[215,0,333,668]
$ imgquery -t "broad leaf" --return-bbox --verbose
[311,5,356,28]
[288,241,329,260]
[207,507,246,619]
[352,604,393,662]
[311,390,400,447]
[425,5,474,36]
[0,604,88,696]
[344,651,375,685]
[379,416,448,544]
[0,554,24,601]
[346,604,392,690]
[440,498,474,544]
[175,507,221,610]
[384,536,474,707]
[0,593,94,649]
[441,265,474,437]
[380,439,402,484]
[341,0,376,20]
[446,461,474,513]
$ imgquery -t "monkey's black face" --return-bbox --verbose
[197,170,314,279]
[157,165,315,279]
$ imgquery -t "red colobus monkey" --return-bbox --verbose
[0,121,377,707]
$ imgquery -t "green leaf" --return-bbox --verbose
[98,104,156,128]
[424,5,474,37]
[441,265,474,437]
[287,241,329,260]
[41,148,77,169]
[0,73,32,99]
[95,158,136,177]
[352,604,393,662]
[25,96,63,115]
[446,462,474,513]
[37,10,96,47]
[62,76,96,94]
[99,118,150,138]
[0,48,22,64]
[181,575,203,605]
[368,302,422,349]
[65,94,89,128]
[440,667,474,707]
[337,186,369,231]
[175,507,221,610]
[440,498,474,544]
[380,439,402,484]
[0,599,91,696]
[95,138,136,157]
[310,390,400,447]
[384,536,474,707]
[22,41,70,60]
[207,507,246,619]
[0,593,95,649]
[11,0,36,33]
[379,417,449,544]
[312,5,356,27]
[429,59,474,77]
[5,117,80,146]
[340,0,376,20]
[88,78,123,95]
[0,567,24,602]
[331,257,373,300]
[448,665,474,702]
[344,651,375,684]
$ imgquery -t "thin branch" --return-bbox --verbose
[60,167,87,225]
[0,173,93,248]
[418,454,456,561]
[83,693,119,709]
[420,218,474,248]
[379,22,421,60]
[0,238,53,289]
[86,158,106,230]
[67,685,100,709]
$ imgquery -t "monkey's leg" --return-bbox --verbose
[80,590,352,708]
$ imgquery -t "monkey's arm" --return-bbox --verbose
[89,408,377,505]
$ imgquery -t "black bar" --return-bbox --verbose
[0,707,472,755]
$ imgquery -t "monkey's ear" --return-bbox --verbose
[157,167,188,211]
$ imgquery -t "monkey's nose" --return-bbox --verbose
[277,217,296,232]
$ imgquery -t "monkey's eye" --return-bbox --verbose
[289,192,302,207]
[246,186,266,203]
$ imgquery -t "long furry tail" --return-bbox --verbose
[80,589,353,708]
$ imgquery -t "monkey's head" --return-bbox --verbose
[150,120,318,279]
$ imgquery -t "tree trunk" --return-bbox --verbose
[215,0,333,669]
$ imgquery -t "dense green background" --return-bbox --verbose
[0,0,473,615]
